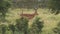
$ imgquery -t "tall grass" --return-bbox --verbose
[2,8,60,34]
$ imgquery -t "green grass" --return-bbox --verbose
[3,8,60,34]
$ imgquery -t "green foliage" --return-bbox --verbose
[8,24,15,34]
[31,17,44,34]
[47,0,60,14]
[16,17,29,34]
[0,0,11,22]
[0,0,11,18]
[0,24,7,34]
[53,22,60,34]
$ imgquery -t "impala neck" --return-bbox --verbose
[22,9,23,14]
[34,9,38,15]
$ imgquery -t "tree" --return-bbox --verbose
[47,0,60,14]
[31,17,44,34]
[8,24,15,34]
[0,0,11,22]
[53,22,60,34]
[16,17,29,34]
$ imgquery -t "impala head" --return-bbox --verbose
[34,8,38,15]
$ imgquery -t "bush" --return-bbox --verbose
[16,17,29,34]
[0,24,7,34]
[30,17,44,34]
[8,24,15,34]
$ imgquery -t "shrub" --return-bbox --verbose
[16,17,29,34]
[30,17,44,34]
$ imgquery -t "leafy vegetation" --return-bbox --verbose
[16,17,29,34]
[0,0,11,22]
[30,17,44,34]
[9,24,15,34]
[53,22,60,34]
[0,24,7,34]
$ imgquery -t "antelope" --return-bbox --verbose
[20,9,38,19]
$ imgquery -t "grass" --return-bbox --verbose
[3,8,60,34]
